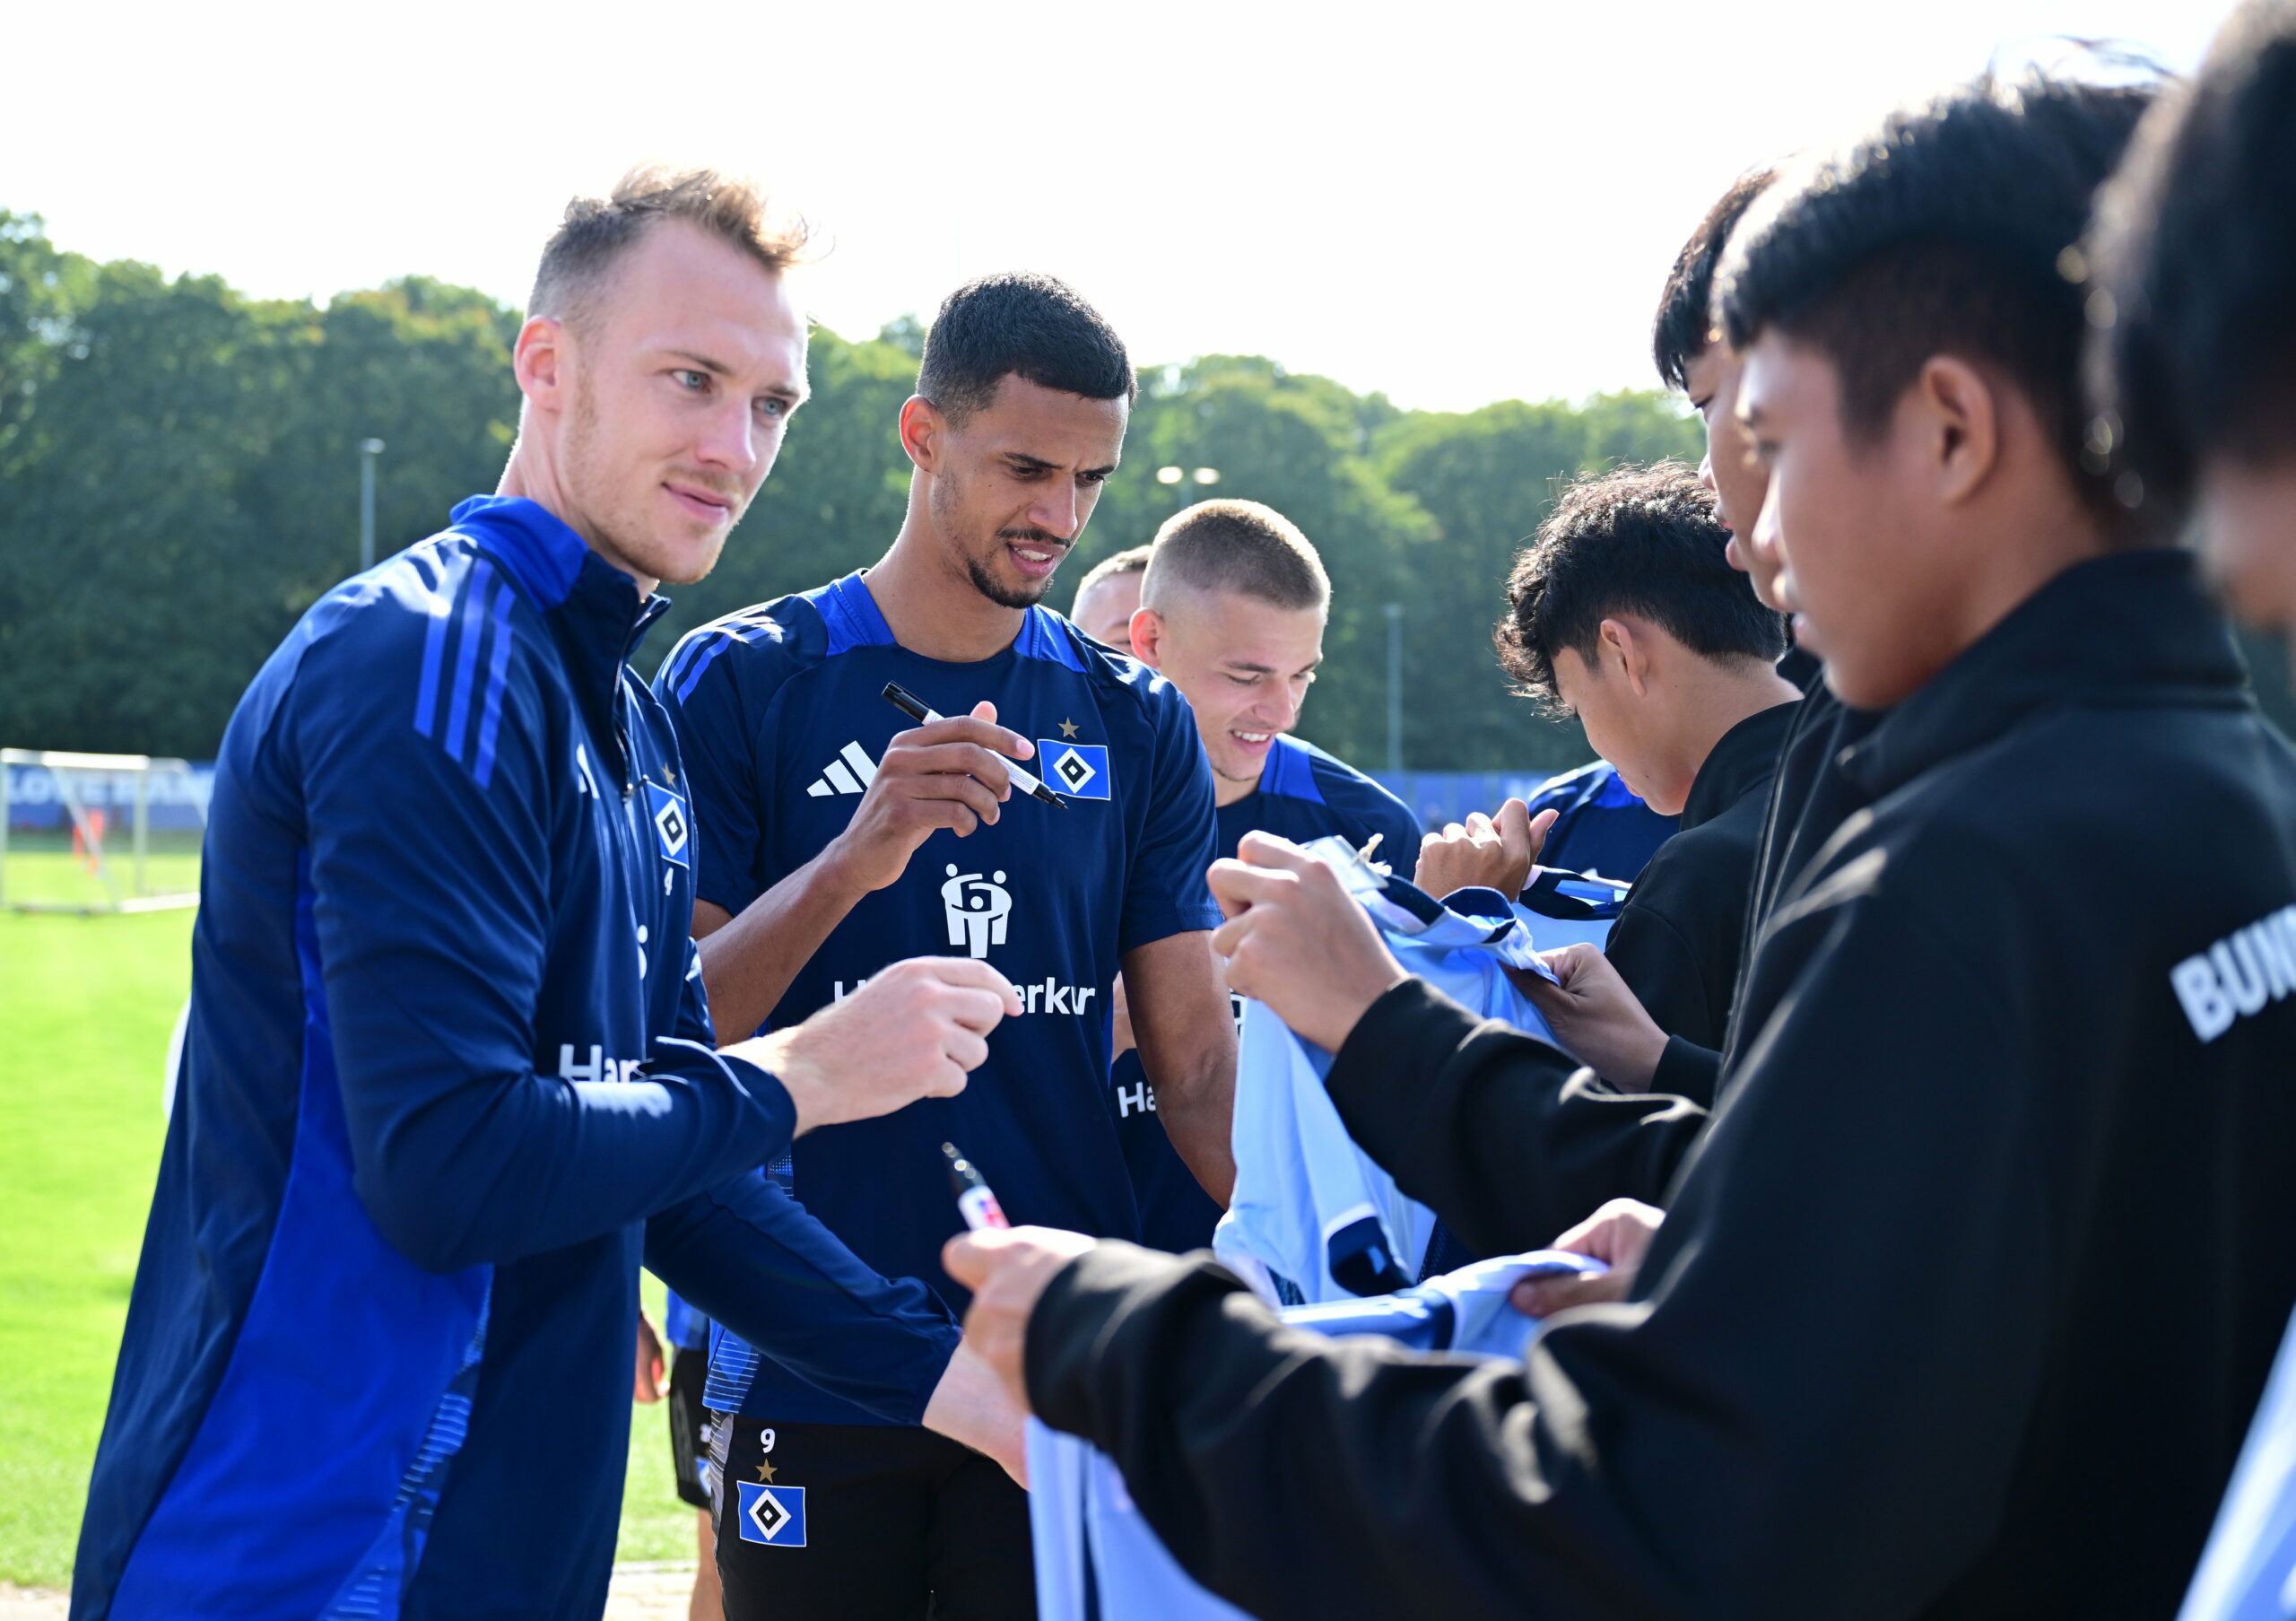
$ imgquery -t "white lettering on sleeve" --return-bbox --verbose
[2170,902,2296,1043]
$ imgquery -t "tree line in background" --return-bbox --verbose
[9,212,2284,771]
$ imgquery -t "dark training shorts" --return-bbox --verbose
[710,1414,1032,1621]
[666,1342,712,1511]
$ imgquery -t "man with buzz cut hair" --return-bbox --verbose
[946,69,2296,1618]
[74,167,1028,1621]
[1134,499,1421,870]
[1069,543,1152,654]
[1487,462,1796,1066]
[1111,497,1420,1251]
[657,271,1234,1619]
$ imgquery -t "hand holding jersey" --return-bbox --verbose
[1511,941,1669,1090]
[1208,832,1411,1052]
[1507,1197,1660,1318]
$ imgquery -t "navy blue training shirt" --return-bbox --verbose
[658,572,1222,1425]
[1526,759,1677,882]
[1119,733,1423,1252]
[74,498,959,1621]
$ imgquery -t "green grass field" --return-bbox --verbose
[0,876,696,1586]
[0,838,203,915]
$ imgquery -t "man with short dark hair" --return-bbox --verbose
[74,167,1024,1621]
[1112,497,1420,1252]
[2086,12,2296,1608]
[947,71,2296,1618]
[2090,0,2296,651]
[1492,463,1796,1060]
[1069,544,1152,654]
[658,272,1234,1618]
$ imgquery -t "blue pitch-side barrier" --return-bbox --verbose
[1371,770,1595,833]
[1,763,1580,837]
[4,761,215,833]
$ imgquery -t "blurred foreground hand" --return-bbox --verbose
[1511,1198,1665,1318]
[944,1226,1100,1415]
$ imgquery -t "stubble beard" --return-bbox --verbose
[564,378,735,588]
[932,472,1051,609]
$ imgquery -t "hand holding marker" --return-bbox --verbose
[881,682,1067,810]
[944,1142,1010,1232]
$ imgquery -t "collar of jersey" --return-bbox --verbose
[449,495,591,607]
[448,493,668,786]
[817,570,1088,674]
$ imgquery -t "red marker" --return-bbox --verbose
[943,1142,1010,1232]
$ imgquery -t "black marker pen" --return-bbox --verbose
[942,1142,1011,1232]
[882,682,1067,810]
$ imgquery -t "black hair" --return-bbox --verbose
[1653,166,1777,391]
[1718,72,2156,520]
[2088,0,2296,515]
[1496,462,1785,711]
[917,272,1135,424]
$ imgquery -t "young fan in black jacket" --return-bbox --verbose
[1490,463,1796,1072]
[1389,168,1831,1238]
[948,71,2296,1620]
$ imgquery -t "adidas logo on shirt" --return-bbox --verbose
[805,742,878,797]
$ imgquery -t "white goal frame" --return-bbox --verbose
[0,748,206,914]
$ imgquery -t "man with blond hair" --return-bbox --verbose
[1069,543,1152,654]
[74,169,1021,1621]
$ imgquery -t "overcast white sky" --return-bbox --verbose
[6,0,2233,412]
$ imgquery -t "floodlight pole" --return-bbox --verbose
[358,439,387,571]
[1385,602,1405,774]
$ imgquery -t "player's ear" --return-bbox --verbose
[1130,606,1168,670]
[899,396,944,473]
[1912,355,2001,509]
[1598,618,1648,696]
[513,315,568,412]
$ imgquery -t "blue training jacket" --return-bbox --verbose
[74,497,959,1621]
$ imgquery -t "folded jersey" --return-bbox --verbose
[1214,840,1587,1303]
[1029,1250,1607,1621]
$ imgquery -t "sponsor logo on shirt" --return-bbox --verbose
[559,1043,645,1084]
[735,1480,806,1547]
[1038,740,1111,801]
[2170,903,2296,1041]
[943,866,1013,956]
[804,742,878,798]
[833,970,1099,1020]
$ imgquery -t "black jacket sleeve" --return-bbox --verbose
[1322,978,1709,1255]
[1649,1034,1721,1105]
[1025,884,2052,1621]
